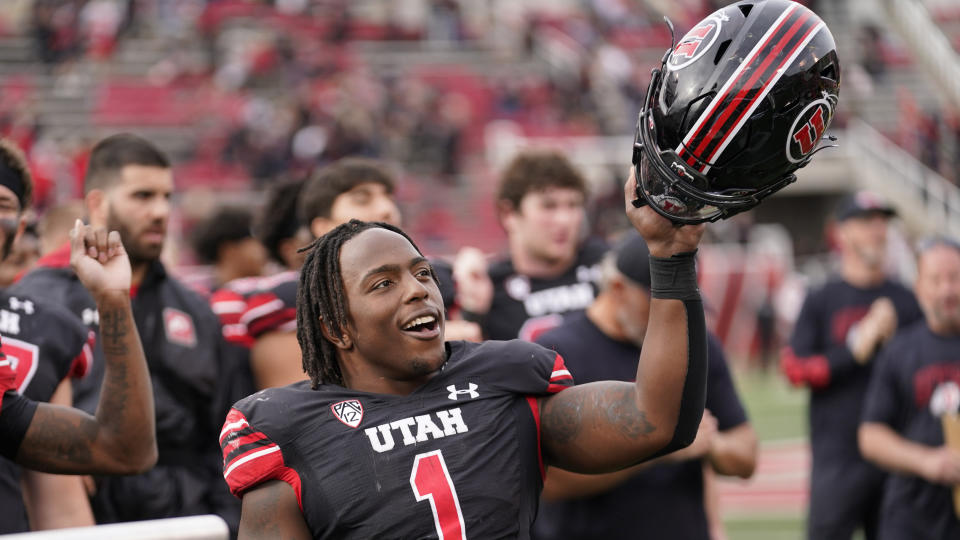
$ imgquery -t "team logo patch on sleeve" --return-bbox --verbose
[163,308,197,348]
[331,399,364,428]
[786,94,836,163]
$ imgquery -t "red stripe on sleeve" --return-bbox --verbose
[220,408,303,508]
[68,331,95,379]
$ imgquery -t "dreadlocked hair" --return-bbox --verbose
[296,219,436,389]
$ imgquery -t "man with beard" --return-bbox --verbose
[220,167,709,538]
[13,133,243,533]
[782,191,923,540]
[859,238,960,539]
[0,138,156,532]
[453,150,605,342]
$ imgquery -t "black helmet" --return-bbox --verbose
[632,0,841,223]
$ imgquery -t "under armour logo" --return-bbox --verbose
[447,383,479,400]
[8,297,33,315]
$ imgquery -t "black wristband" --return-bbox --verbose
[649,250,699,300]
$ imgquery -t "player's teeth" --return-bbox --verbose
[403,315,436,330]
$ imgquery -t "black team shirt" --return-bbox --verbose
[862,322,960,540]
[531,312,747,540]
[483,240,606,342]
[220,340,574,539]
[0,292,92,534]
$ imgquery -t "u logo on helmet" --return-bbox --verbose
[669,16,723,71]
[786,95,837,163]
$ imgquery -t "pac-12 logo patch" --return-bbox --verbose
[163,308,197,348]
[331,399,364,428]
[786,95,836,163]
[669,16,722,70]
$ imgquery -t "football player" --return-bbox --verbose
[221,170,709,538]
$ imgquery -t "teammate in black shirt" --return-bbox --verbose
[221,170,709,538]
[532,234,756,540]
[860,238,960,539]
[453,150,605,342]
[783,192,923,540]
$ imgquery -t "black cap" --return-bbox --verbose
[614,232,651,288]
[835,191,896,222]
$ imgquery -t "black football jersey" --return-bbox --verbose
[484,240,606,342]
[221,339,573,539]
[0,291,93,402]
[0,290,92,534]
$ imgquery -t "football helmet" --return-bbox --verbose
[632,0,841,223]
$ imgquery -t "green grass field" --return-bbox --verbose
[725,369,807,540]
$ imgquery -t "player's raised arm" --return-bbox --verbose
[15,221,156,474]
[539,171,707,473]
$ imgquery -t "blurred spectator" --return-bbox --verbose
[190,206,266,291]
[782,191,923,540]
[860,237,960,540]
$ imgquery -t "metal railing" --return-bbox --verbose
[883,0,960,110]
[846,118,960,237]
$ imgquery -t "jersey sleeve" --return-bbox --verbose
[241,279,298,340]
[210,288,253,347]
[219,403,303,507]
[782,289,856,389]
[44,304,95,381]
[0,391,38,461]
[482,340,574,395]
[705,335,748,431]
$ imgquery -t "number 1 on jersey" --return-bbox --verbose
[410,450,467,540]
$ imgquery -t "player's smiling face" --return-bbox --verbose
[337,228,446,389]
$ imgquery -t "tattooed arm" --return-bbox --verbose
[14,222,156,474]
[239,481,311,540]
[539,174,708,473]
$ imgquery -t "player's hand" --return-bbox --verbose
[69,220,131,300]
[920,445,960,486]
[668,410,717,462]
[453,247,494,316]
[624,167,705,257]
[849,298,897,364]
